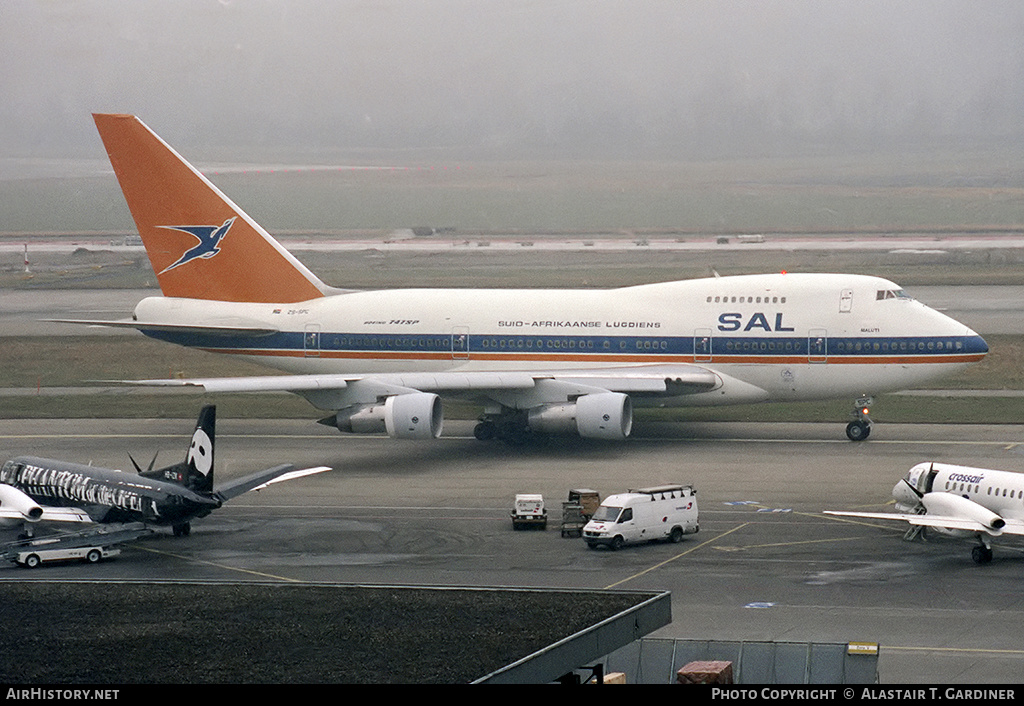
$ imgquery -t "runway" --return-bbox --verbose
[2,417,1024,683]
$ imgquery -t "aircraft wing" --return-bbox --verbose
[36,507,95,524]
[823,510,1024,536]
[214,464,331,502]
[0,484,94,526]
[0,506,93,525]
[112,364,724,403]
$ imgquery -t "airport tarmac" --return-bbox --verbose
[2,416,1024,683]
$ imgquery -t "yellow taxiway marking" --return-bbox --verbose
[603,523,749,590]
[133,545,303,583]
[884,645,1024,657]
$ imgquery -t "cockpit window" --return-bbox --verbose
[876,289,912,301]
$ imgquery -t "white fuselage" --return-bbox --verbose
[134,272,986,405]
[898,462,1024,523]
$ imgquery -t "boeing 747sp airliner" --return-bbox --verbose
[68,114,987,443]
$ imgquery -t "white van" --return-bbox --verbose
[583,485,698,550]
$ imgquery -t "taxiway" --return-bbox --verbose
[2,417,1024,683]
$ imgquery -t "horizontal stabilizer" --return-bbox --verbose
[214,464,330,502]
[43,318,279,337]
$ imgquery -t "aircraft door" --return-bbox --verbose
[808,328,827,363]
[694,328,712,363]
[304,324,321,358]
[451,326,469,360]
[840,289,853,313]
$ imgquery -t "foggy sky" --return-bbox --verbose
[3,0,1023,161]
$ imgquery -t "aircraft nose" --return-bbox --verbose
[892,479,918,504]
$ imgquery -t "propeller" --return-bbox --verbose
[129,451,159,474]
[901,477,924,500]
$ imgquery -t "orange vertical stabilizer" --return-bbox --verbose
[93,113,326,303]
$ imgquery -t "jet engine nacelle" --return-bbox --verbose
[527,392,633,440]
[0,484,44,524]
[331,392,443,439]
[923,492,1006,535]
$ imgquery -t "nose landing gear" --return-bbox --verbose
[846,396,873,441]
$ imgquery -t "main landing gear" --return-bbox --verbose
[473,411,541,446]
[972,538,994,565]
[845,396,873,442]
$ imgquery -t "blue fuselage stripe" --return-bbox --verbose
[142,330,988,361]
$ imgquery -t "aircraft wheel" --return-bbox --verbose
[473,421,496,441]
[24,554,40,569]
[972,545,993,564]
[172,522,191,537]
[86,549,101,564]
[846,420,871,442]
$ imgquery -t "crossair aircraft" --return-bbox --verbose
[68,114,987,444]
[826,462,1024,564]
[0,406,329,538]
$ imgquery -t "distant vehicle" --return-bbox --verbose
[583,485,698,550]
[560,489,601,538]
[511,494,547,530]
[825,461,1024,564]
[15,544,120,569]
[0,405,329,539]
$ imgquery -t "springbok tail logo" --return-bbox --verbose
[157,217,236,274]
